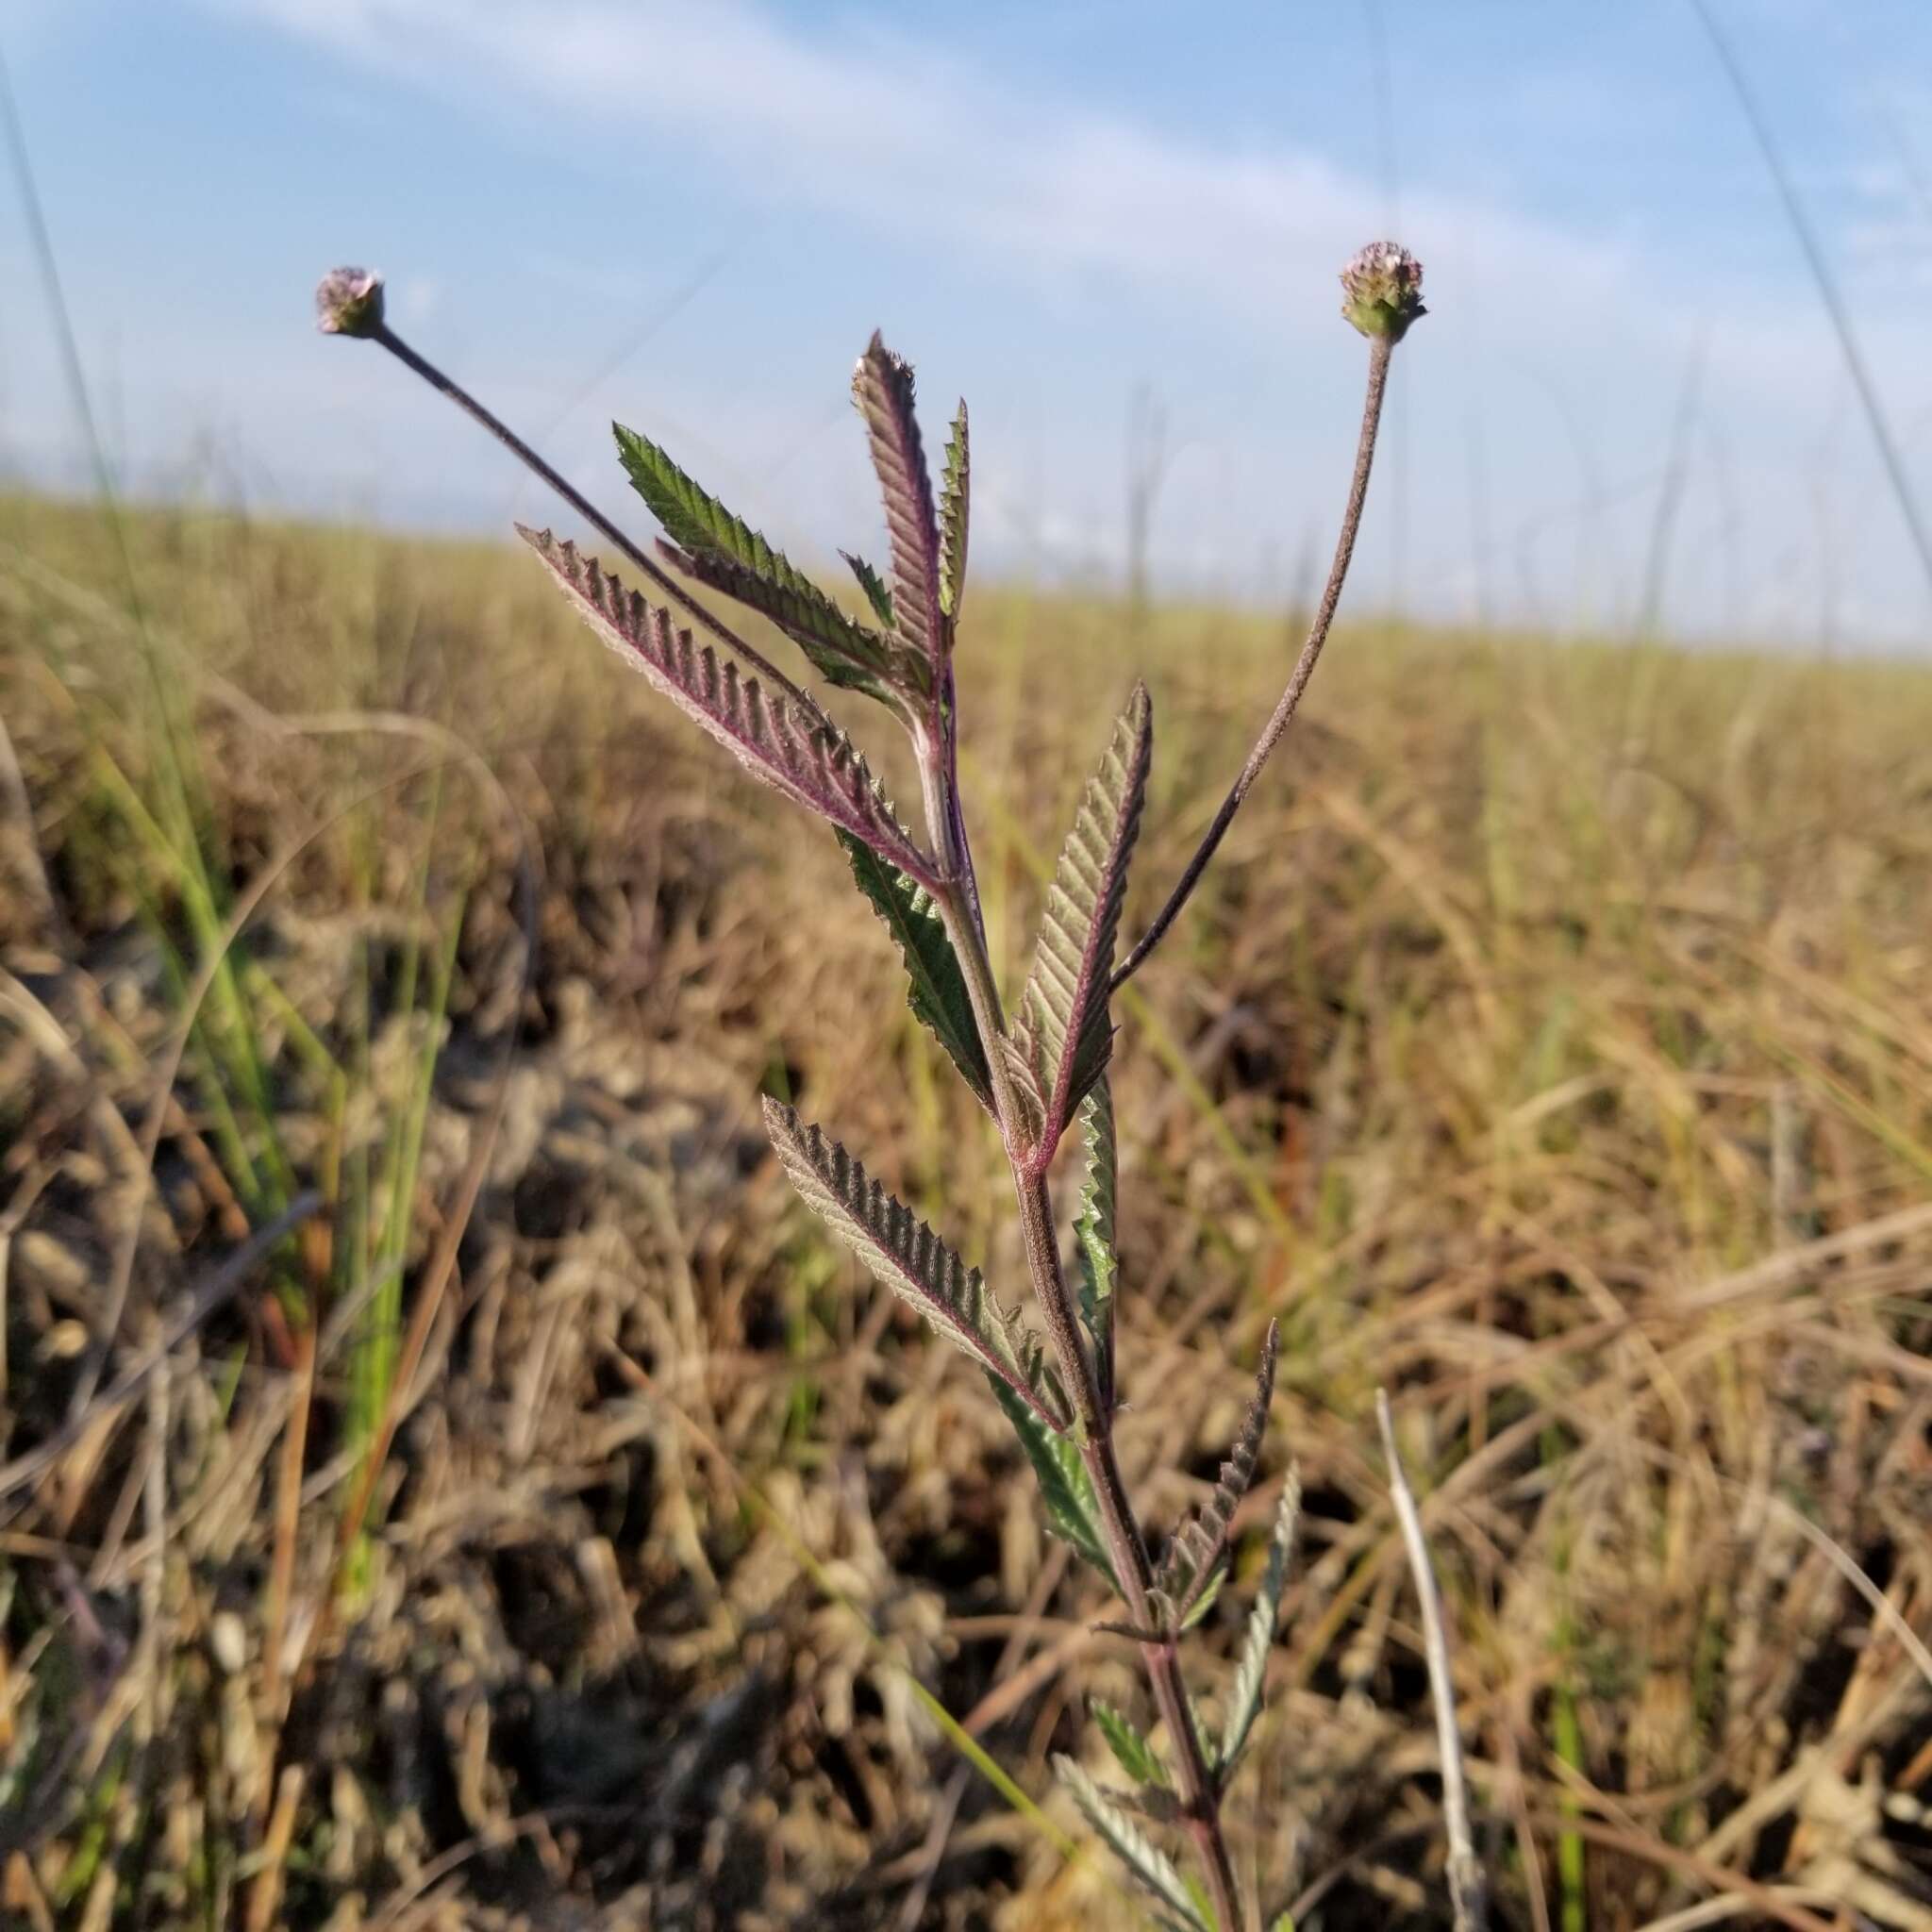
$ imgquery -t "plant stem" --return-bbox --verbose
[369,323,818,712]
[1113,332,1395,993]
[932,870,1245,1931]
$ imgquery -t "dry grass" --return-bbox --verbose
[2,491,1930,1929]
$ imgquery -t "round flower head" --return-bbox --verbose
[315,266,386,339]
[1340,242,1425,342]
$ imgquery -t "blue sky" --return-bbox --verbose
[4,0,1932,648]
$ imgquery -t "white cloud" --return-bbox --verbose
[213,0,1640,349]
[156,0,1932,643]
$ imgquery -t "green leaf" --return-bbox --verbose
[1053,1757,1210,1932]
[614,424,920,699]
[1092,1701,1168,1790]
[1220,1468,1301,1778]
[1073,1079,1118,1412]
[839,833,991,1109]
[989,1379,1114,1586]
[939,399,969,620]
[1179,1561,1224,1630]
[1155,1322,1278,1625]
[614,422,788,577]
[840,549,895,628]
[763,1101,1064,1427]
[660,540,915,702]
[1014,684,1153,1161]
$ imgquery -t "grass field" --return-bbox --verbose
[3,489,1931,1929]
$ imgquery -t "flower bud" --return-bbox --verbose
[315,266,386,339]
[1340,242,1424,342]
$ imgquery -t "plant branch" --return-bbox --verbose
[930,847,1243,1931]
[1113,332,1394,992]
[1377,1389,1486,1932]
[367,323,819,712]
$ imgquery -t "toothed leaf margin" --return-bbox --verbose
[1220,1469,1301,1778]
[1154,1321,1279,1624]
[839,833,992,1109]
[762,1102,1063,1426]
[1054,1757,1210,1932]
[1016,684,1152,1160]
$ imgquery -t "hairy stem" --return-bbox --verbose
[931,858,1244,1930]
[370,324,818,712]
[1113,332,1395,992]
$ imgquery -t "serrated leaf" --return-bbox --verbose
[762,1101,1063,1427]
[1220,1468,1301,1778]
[521,527,941,889]
[840,549,895,628]
[1189,1685,1219,1778]
[990,1379,1114,1585]
[839,833,991,1108]
[1015,684,1153,1162]
[1092,1701,1169,1790]
[658,539,917,701]
[614,424,921,702]
[1073,1079,1118,1414]
[1179,1562,1224,1630]
[939,399,969,620]
[1155,1322,1278,1624]
[852,333,943,667]
[1053,1757,1210,1932]
[613,423,791,582]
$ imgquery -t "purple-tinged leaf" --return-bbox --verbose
[521,526,939,889]
[762,1101,1066,1429]
[852,333,943,668]
[1153,1321,1278,1625]
[1014,684,1153,1165]
[939,399,969,620]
